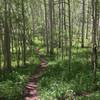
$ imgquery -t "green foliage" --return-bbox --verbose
[0,80,22,100]
[0,63,37,100]
[37,48,100,99]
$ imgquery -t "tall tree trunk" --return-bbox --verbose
[44,0,49,55]
[86,0,89,39]
[22,0,26,65]
[81,0,85,48]
[59,0,61,48]
[61,0,64,60]
[4,0,11,70]
[92,0,98,88]
[49,0,54,55]
[68,0,72,72]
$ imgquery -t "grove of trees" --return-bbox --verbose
[0,0,100,99]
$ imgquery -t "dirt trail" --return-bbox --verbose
[23,50,47,100]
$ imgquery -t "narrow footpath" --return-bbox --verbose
[23,49,47,100]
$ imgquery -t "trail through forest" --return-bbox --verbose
[23,49,47,100]
[0,0,100,99]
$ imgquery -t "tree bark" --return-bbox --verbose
[91,0,98,87]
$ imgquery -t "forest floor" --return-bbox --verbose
[0,38,100,100]
[37,47,100,100]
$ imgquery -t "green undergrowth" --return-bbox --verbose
[0,53,40,100]
[37,48,100,100]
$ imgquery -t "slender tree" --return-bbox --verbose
[22,0,26,65]
[68,0,72,71]
[49,0,54,55]
[81,0,85,48]
[44,0,49,55]
[92,0,98,87]
[4,0,11,70]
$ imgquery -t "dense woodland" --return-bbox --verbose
[0,0,100,99]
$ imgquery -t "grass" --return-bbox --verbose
[37,47,100,100]
[0,63,39,100]
[0,51,40,100]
